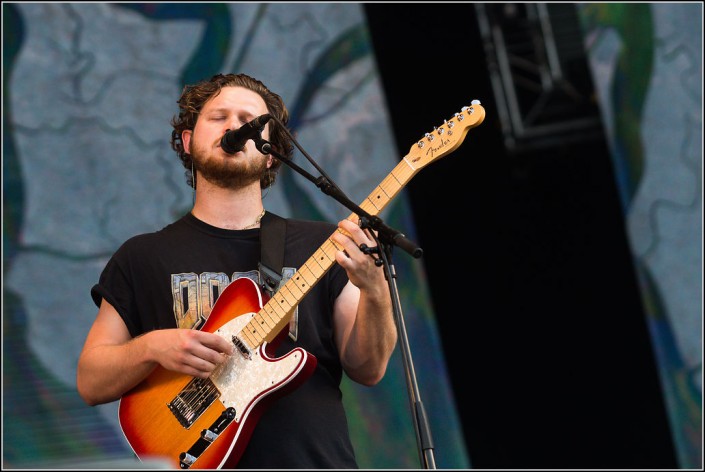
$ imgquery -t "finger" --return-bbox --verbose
[335,222,374,253]
[338,219,369,242]
[183,358,219,379]
[196,330,234,356]
[332,230,364,261]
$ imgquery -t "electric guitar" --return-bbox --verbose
[118,101,486,469]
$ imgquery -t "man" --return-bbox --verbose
[76,73,397,468]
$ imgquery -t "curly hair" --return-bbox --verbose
[170,73,293,189]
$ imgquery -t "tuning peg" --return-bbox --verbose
[463,100,482,115]
[443,119,454,135]
[432,125,446,136]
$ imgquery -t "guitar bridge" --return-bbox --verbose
[168,377,221,428]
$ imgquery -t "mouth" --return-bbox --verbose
[220,143,244,155]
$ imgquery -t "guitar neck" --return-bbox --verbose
[238,158,417,348]
[237,102,485,348]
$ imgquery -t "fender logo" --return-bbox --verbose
[412,135,451,162]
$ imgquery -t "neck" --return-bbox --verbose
[191,180,264,230]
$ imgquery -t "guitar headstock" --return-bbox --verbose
[405,100,486,169]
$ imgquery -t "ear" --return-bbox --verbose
[182,130,193,154]
[266,156,273,168]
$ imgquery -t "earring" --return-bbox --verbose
[262,168,272,200]
[191,161,196,204]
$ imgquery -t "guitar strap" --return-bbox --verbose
[258,210,287,297]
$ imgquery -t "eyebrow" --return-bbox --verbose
[204,107,231,114]
[203,107,257,121]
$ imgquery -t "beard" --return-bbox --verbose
[190,140,268,190]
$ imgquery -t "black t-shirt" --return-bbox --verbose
[91,212,357,469]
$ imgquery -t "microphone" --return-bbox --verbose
[220,114,272,154]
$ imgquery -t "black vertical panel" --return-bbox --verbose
[363,3,678,469]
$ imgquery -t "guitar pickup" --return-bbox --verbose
[232,335,252,359]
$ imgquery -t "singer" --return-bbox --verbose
[76,73,396,469]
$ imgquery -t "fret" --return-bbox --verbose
[291,273,309,294]
[359,199,378,215]
[260,310,277,329]
[261,304,281,324]
[284,277,305,298]
[298,264,318,286]
[310,248,329,272]
[267,297,287,319]
[269,295,290,319]
[248,322,264,344]
[240,327,258,347]
[253,312,274,331]
[277,284,298,308]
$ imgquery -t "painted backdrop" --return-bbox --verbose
[2,3,469,468]
[579,3,702,468]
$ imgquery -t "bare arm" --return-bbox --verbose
[76,299,233,406]
[332,219,397,386]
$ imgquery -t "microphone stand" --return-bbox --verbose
[252,129,437,469]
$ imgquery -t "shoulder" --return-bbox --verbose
[113,215,191,256]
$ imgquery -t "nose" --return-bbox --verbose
[231,117,247,131]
